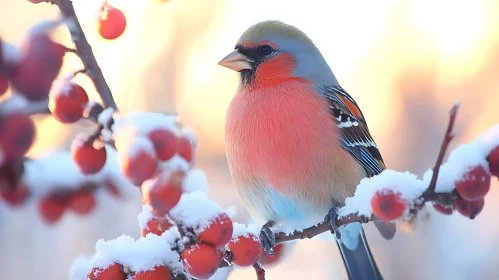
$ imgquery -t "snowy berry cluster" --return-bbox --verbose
[339,125,499,223]
[0,21,127,221]
[69,113,290,279]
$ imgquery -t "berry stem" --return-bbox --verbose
[52,0,119,111]
[253,262,266,280]
[72,68,87,77]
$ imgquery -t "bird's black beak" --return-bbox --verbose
[218,49,253,72]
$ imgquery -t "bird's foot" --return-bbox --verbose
[259,221,276,256]
[325,206,342,240]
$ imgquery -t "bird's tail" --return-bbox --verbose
[336,223,383,280]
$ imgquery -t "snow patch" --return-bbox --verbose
[113,112,179,138]
[424,125,499,192]
[182,169,209,193]
[339,170,426,217]
[169,191,225,232]
[230,222,258,241]
[90,231,181,273]
[137,205,155,230]
[48,74,74,98]
[68,254,93,280]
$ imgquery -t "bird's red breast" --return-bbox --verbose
[225,77,344,194]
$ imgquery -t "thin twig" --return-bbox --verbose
[253,262,266,280]
[275,214,371,243]
[62,46,77,53]
[73,68,87,77]
[53,0,118,110]
[424,101,460,193]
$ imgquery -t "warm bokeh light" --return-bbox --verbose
[1,0,498,279]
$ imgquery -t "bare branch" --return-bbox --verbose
[253,263,265,280]
[424,101,460,193]
[53,0,118,110]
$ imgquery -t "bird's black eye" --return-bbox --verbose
[259,45,273,56]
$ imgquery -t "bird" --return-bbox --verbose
[219,20,395,280]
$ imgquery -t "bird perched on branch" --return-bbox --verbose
[219,20,395,280]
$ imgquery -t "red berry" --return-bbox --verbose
[181,243,219,279]
[69,189,95,215]
[371,190,406,222]
[49,82,89,123]
[0,112,36,160]
[148,129,179,161]
[99,6,127,40]
[72,141,107,175]
[258,243,285,267]
[88,263,126,280]
[227,233,262,267]
[455,197,484,219]
[455,165,491,201]
[121,149,157,186]
[11,34,64,100]
[0,159,25,190]
[0,185,30,206]
[178,137,193,163]
[488,146,499,177]
[141,217,173,237]
[198,213,233,249]
[0,73,8,96]
[142,173,183,216]
[132,265,171,280]
[38,193,67,224]
[432,203,453,215]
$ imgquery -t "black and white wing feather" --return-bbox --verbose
[322,85,385,177]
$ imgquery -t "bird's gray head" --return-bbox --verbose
[218,20,338,87]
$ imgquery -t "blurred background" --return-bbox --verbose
[1,0,499,279]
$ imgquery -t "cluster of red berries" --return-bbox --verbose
[38,179,120,224]
[88,262,172,280]
[370,146,499,222]
[0,158,121,222]
[0,32,61,165]
[83,154,287,280]
[0,27,124,218]
[0,31,64,207]
[432,147,499,219]
[87,209,286,280]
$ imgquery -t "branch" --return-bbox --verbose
[273,102,460,244]
[253,263,265,280]
[53,0,118,110]
[424,101,460,194]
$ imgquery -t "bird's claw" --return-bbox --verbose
[325,206,342,240]
[259,223,276,256]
